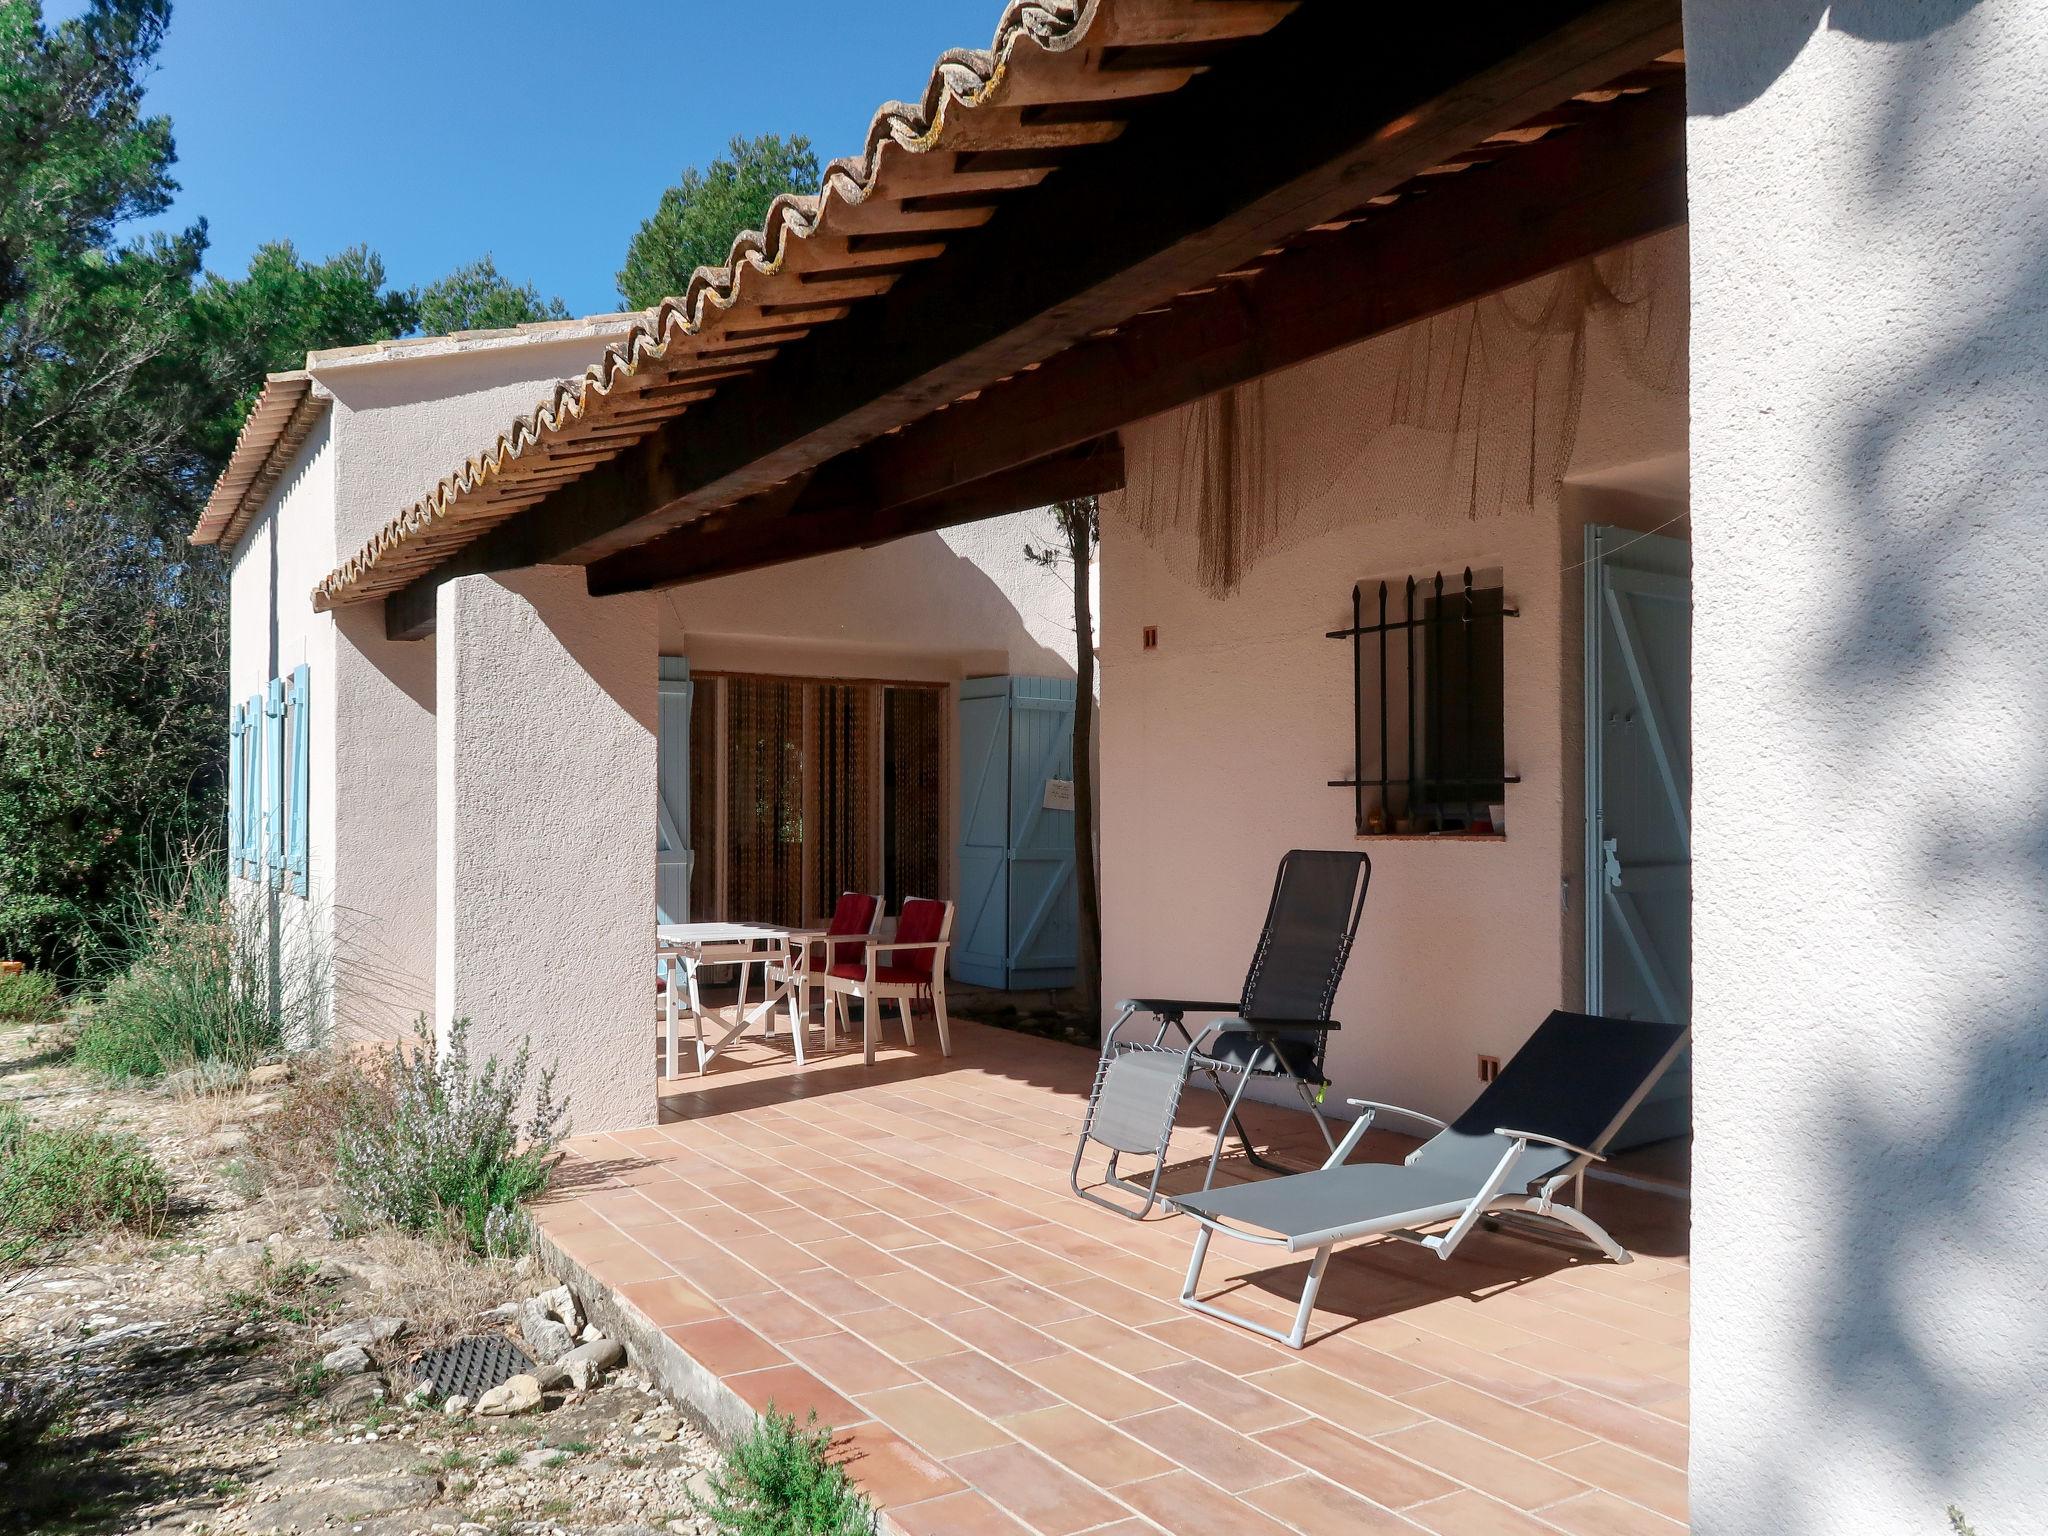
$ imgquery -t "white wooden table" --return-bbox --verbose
[656,922,820,1076]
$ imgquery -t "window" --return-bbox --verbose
[684,672,946,925]
[1329,568,1515,836]
[227,664,309,894]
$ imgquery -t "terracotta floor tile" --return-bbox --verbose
[1243,1360,1426,1438]
[1374,1422,1588,1510]
[614,1275,722,1329]
[724,1363,863,1429]
[803,1234,908,1278]
[828,1421,964,1510]
[919,1351,1061,1418]
[1254,1417,1458,1509]
[1400,1380,1596,1460]
[1546,1441,1688,1523]
[859,1382,1016,1460]
[1137,1359,1307,1433]
[1017,1352,1176,1421]
[720,1289,839,1343]
[945,1443,1131,1535]
[900,1243,1006,1288]
[1539,1489,1690,1536]
[936,1306,1066,1365]
[1531,1388,1689,1470]
[997,1404,1177,1489]
[1045,1315,1186,1373]
[966,1275,1091,1327]
[782,1330,919,1395]
[1114,1472,1299,1536]
[1405,1490,1563,1536]
[866,1267,985,1319]
[888,1488,1035,1536]
[842,1303,971,1364]
[1243,1473,1421,1535]
[663,1317,787,1377]
[1118,1405,1299,1493]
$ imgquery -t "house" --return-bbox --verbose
[199,323,1089,1047]
[194,2,2047,1532]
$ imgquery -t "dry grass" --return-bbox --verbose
[348,1227,520,1359]
[252,1045,390,1196]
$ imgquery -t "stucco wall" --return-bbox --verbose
[227,414,340,1038]
[437,569,658,1132]
[1687,3,2048,1532]
[1098,230,1687,1124]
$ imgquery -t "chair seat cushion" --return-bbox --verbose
[1200,1027,1325,1082]
[827,963,932,988]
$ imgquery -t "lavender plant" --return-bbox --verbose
[335,1016,568,1256]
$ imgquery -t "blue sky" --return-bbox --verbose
[53,0,995,317]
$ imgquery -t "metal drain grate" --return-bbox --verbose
[411,1334,535,1400]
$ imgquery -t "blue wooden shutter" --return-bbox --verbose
[655,657,693,924]
[227,703,246,876]
[264,676,286,890]
[241,691,265,879]
[1005,678,1078,987]
[287,665,310,897]
[953,679,1011,986]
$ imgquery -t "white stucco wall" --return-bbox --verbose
[1687,4,2048,1532]
[437,568,658,1132]
[1098,230,1687,1124]
[227,414,340,1038]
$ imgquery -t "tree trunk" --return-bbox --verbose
[1069,519,1102,1024]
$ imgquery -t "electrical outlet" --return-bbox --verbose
[1477,1054,1501,1083]
[1142,625,1159,651]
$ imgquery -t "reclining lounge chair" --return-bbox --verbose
[1071,849,1371,1219]
[1170,1010,1688,1348]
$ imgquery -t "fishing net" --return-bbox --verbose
[1117,229,1688,594]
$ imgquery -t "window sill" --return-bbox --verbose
[1355,831,1507,843]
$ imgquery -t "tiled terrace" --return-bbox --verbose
[536,1017,1689,1536]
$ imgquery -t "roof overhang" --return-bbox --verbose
[311,0,1688,639]
[190,372,325,550]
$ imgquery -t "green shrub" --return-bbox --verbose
[693,1409,874,1536]
[0,1104,173,1269]
[335,1016,568,1257]
[72,853,322,1080]
[0,968,60,1022]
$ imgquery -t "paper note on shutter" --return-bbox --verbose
[1042,778,1075,812]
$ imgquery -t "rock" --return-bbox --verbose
[536,1283,582,1329]
[261,1472,441,1528]
[477,1301,520,1323]
[319,1374,387,1418]
[321,1344,371,1375]
[534,1336,624,1391]
[312,1257,359,1286]
[247,1062,291,1086]
[580,1323,605,1342]
[443,1395,470,1416]
[316,1315,407,1349]
[473,1374,542,1417]
[522,1314,575,1364]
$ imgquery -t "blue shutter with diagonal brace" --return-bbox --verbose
[227,702,246,877]
[287,664,310,896]
[953,676,1077,989]
[264,676,286,890]
[241,691,264,879]
[655,657,693,924]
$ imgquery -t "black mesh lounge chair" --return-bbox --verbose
[1169,1010,1688,1347]
[1070,850,1371,1220]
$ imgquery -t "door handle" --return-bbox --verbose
[1601,837,1624,890]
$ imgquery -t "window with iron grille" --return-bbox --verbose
[1327,567,1518,837]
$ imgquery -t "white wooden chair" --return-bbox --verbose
[768,891,881,1043]
[822,897,955,1065]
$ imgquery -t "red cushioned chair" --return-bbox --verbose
[822,897,955,1064]
[771,892,881,1049]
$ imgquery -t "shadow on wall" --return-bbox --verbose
[659,516,1080,684]
[1715,6,2046,1525]
[1686,0,1986,113]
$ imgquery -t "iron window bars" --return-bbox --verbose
[1326,568,1519,837]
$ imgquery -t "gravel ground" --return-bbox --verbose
[0,1017,725,1536]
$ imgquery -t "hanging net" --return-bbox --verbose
[1116,230,1688,595]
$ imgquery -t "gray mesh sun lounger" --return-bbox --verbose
[1071,850,1371,1219]
[1170,1010,1689,1348]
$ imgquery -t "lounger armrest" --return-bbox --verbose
[869,939,947,954]
[1118,998,1241,1019]
[1493,1127,1607,1164]
[1345,1099,1449,1132]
